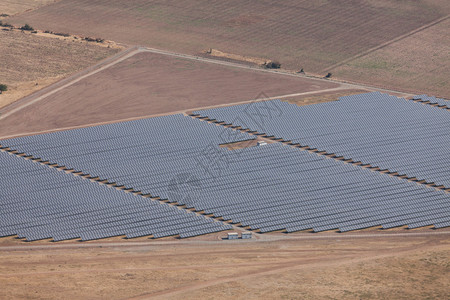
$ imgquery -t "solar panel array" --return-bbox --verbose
[192,92,450,188]
[412,94,449,108]
[0,114,253,198]
[169,143,449,232]
[0,151,231,241]
[1,102,449,239]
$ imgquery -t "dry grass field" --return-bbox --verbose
[0,50,339,138]
[0,233,448,299]
[332,17,450,98]
[0,0,57,16]
[7,0,449,95]
[0,29,119,109]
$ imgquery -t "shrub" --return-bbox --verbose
[325,72,332,78]
[54,32,70,37]
[265,61,281,69]
[20,24,34,31]
[0,22,13,28]
[0,84,8,93]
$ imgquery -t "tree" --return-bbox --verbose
[265,61,281,69]
[0,83,7,94]
[20,24,34,31]
[325,72,332,78]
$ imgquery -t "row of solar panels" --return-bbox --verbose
[164,144,449,232]
[412,94,449,108]
[1,94,448,240]
[2,125,448,234]
[192,92,450,188]
[0,151,231,241]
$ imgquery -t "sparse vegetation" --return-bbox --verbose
[84,36,104,43]
[0,29,119,110]
[265,61,281,69]
[54,32,70,37]
[0,83,8,93]
[0,13,9,17]
[0,21,13,28]
[20,24,34,31]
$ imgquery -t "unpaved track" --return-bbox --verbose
[0,46,140,121]
[1,230,448,252]
[0,46,413,127]
[128,236,444,299]
[134,256,354,299]
[0,86,348,140]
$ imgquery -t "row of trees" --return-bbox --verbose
[0,21,34,31]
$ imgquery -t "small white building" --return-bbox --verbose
[257,141,268,146]
[241,232,252,239]
[227,232,239,240]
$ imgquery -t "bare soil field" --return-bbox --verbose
[0,50,339,138]
[0,29,119,109]
[283,89,370,106]
[0,0,57,16]
[0,233,448,299]
[7,0,449,94]
[332,17,450,98]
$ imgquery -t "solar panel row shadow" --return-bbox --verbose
[192,92,450,188]
[0,151,231,241]
[1,109,448,235]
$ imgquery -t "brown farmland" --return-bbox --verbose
[8,0,450,95]
[0,0,56,16]
[0,232,449,299]
[332,17,450,98]
[0,29,119,109]
[0,50,339,138]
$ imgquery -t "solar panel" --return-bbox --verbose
[1,100,448,238]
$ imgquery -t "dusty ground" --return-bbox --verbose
[0,29,119,109]
[7,0,449,95]
[0,50,339,138]
[0,0,57,16]
[0,232,448,299]
[332,17,450,98]
[283,89,370,106]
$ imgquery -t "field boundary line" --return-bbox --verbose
[0,46,140,120]
[139,47,416,97]
[323,15,450,72]
[0,44,415,124]
[0,87,349,140]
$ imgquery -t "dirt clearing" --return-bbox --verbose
[0,50,339,138]
[0,233,448,299]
